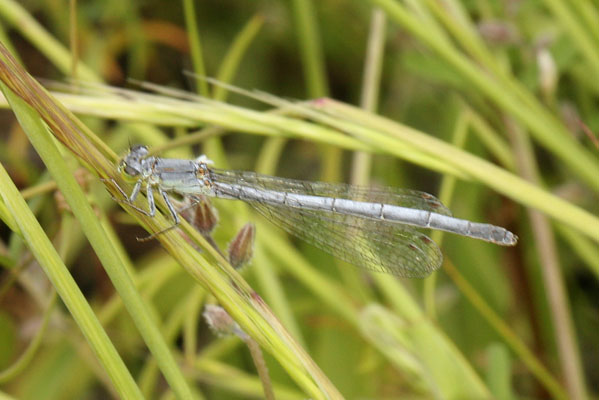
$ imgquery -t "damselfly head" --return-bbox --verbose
[118,145,149,179]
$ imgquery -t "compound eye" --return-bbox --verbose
[124,164,139,176]
[130,145,149,156]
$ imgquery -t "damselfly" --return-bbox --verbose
[112,145,517,278]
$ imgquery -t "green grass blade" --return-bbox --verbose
[0,0,99,81]
[291,0,329,97]
[0,40,342,400]
[369,0,599,190]
[360,304,491,398]
[0,126,143,399]
[213,14,264,101]
[182,0,209,96]
[0,46,195,399]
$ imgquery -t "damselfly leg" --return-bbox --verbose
[103,176,184,241]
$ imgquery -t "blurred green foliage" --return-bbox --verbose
[0,0,597,399]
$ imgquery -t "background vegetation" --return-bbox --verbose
[0,0,597,399]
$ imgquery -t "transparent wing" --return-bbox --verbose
[210,169,452,216]
[249,200,443,277]
[209,169,446,276]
